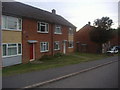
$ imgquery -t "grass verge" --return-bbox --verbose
[3,52,110,76]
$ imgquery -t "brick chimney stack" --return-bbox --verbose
[52,9,56,14]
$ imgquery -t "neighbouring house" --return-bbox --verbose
[75,23,99,53]
[1,2,76,67]
[76,23,119,53]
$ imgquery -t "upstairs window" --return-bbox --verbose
[54,25,62,34]
[2,15,22,30]
[69,28,74,35]
[38,22,49,33]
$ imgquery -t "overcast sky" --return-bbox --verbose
[14,0,119,30]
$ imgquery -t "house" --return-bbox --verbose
[75,23,101,53]
[1,2,76,67]
[76,23,119,53]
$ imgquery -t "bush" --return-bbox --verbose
[54,53,64,58]
[40,55,53,61]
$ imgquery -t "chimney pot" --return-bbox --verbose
[88,22,91,25]
[52,9,56,14]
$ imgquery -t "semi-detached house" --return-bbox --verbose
[1,2,76,67]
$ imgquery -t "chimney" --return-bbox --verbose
[52,9,56,14]
[88,21,91,25]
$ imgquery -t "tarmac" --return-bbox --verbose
[2,56,118,88]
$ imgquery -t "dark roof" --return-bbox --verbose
[2,2,76,28]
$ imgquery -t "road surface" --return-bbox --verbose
[39,61,118,88]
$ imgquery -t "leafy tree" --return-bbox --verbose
[94,17,113,30]
[89,17,114,53]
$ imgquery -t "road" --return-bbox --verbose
[39,61,118,88]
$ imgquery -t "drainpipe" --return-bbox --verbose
[51,24,54,56]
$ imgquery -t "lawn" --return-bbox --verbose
[3,52,109,76]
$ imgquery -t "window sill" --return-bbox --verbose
[2,29,22,31]
[54,49,60,51]
[40,50,49,53]
[54,33,62,35]
[68,47,73,48]
[2,54,22,58]
[37,31,49,34]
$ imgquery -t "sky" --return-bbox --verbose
[13,0,119,30]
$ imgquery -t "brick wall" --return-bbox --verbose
[22,18,72,63]
[22,18,52,63]
[75,24,99,53]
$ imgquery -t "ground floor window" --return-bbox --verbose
[40,42,49,52]
[54,41,60,50]
[2,43,22,57]
[68,41,74,48]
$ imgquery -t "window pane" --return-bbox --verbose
[2,44,7,56]
[54,42,59,50]
[69,28,73,35]
[40,43,44,51]
[18,44,21,54]
[41,23,45,26]
[7,17,17,29]
[2,16,7,29]
[8,44,16,47]
[41,26,45,32]
[46,24,48,32]
[18,18,22,30]
[68,41,73,48]
[40,42,48,52]
[46,43,48,50]
[55,26,61,33]
[8,47,17,55]
[38,23,40,31]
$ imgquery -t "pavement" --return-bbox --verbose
[2,56,119,88]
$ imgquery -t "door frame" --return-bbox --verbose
[63,40,67,54]
[30,43,35,61]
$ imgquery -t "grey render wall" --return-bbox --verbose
[2,55,22,67]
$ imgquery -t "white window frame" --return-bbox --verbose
[54,41,60,50]
[40,42,49,52]
[2,43,22,58]
[37,22,49,33]
[2,15,22,31]
[68,41,74,48]
[54,25,62,34]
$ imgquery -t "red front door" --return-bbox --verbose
[30,44,34,60]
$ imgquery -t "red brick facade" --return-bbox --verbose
[22,18,74,63]
[110,33,120,46]
[76,24,119,53]
[75,24,99,53]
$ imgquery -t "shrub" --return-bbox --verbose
[40,55,53,61]
[54,53,64,58]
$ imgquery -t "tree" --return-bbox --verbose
[94,17,113,30]
[89,17,114,53]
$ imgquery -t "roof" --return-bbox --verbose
[2,2,76,28]
[77,24,95,33]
